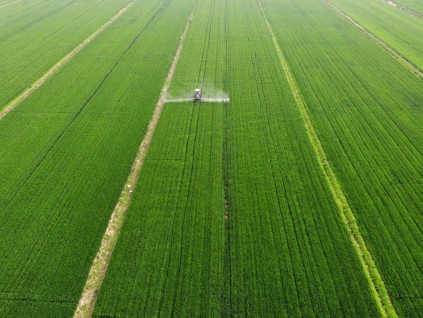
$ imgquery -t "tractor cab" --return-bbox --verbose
[193,88,201,102]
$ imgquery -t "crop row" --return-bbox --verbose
[0,0,194,316]
[93,0,381,316]
[328,0,423,70]
[261,0,423,315]
[0,0,132,110]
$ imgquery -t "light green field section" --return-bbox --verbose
[328,0,423,70]
[0,0,132,111]
[93,0,381,316]
[394,0,423,14]
[0,0,194,316]
[261,0,423,316]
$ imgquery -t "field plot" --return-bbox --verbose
[393,0,423,14]
[261,0,423,316]
[327,0,423,70]
[93,0,382,316]
[0,0,21,9]
[0,0,195,316]
[0,0,132,111]
[0,0,421,317]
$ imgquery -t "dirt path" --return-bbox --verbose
[384,0,423,19]
[256,1,398,317]
[73,2,198,317]
[322,0,422,79]
[0,1,134,121]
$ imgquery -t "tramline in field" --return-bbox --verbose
[0,0,421,316]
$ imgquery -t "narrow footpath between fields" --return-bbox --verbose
[0,1,134,121]
[256,0,398,317]
[321,0,422,79]
[383,0,423,19]
[73,1,199,317]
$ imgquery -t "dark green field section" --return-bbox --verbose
[0,0,194,316]
[329,0,423,70]
[0,0,132,111]
[261,0,423,315]
[93,0,381,316]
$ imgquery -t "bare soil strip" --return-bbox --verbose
[73,2,197,317]
[256,1,398,317]
[322,0,422,79]
[0,1,134,121]
[384,0,423,19]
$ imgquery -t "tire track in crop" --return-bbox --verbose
[0,64,116,214]
[256,1,398,317]
[222,1,232,314]
[0,0,174,292]
[0,0,108,46]
[195,0,215,87]
[303,28,423,248]
[0,1,138,212]
[0,0,50,20]
[222,105,233,316]
[0,0,118,77]
[383,0,423,19]
[321,0,422,79]
[0,60,129,292]
[0,0,77,42]
[0,1,133,120]
[73,1,198,316]
[155,106,194,315]
[314,48,423,247]
[242,4,316,312]
[253,59,307,312]
[0,2,167,208]
[0,0,165,256]
[169,1,215,314]
[170,106,201,317]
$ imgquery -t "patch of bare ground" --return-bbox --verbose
[73,2,198,317]
[256,0,398,317]
[322,0,422,79]
[0,1,134,121]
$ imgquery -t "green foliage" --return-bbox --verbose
[329,0,423,70]
[261,0,423,315]
[0,0,131,111]
[0,0,193,316]
[0,0,421,316]
[93,0,384,316]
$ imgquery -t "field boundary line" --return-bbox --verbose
[73,1,198,316]
[0,1,134,121]
[256,1,398,317]
[383,0,423,19]
[322,0,422,79]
